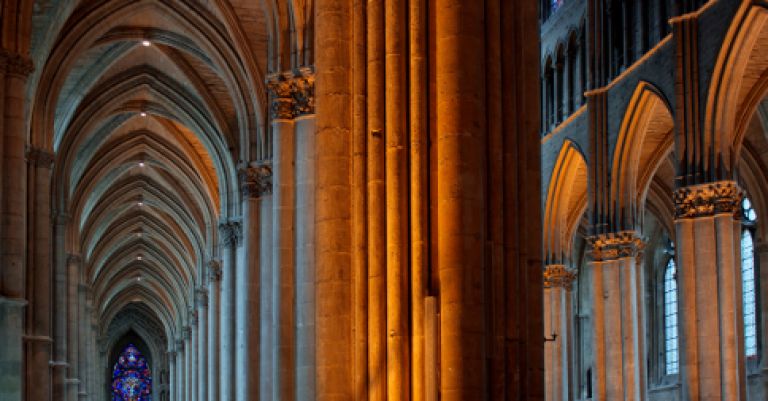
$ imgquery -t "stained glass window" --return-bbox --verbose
[742,198,758,358]
[664,256,679,375]
[112,344,152,401]
[552,0,565,12]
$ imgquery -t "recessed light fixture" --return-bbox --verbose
[137,277,143,281]
[137,232,143,238]
[137,201,144,207]
[137,256,143,261]
[142,40,151,47]
[139,162,145,168]
[140,112,147,117]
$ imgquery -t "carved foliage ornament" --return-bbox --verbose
[26,147,55,169]
[0,49,34,77]
[589,231,645,262]
[543,265,578,290]
[207,260,222,282]
[674,181,744,219]
[240,164,273,199]
[266,68,315,120]
[219,221,242,247]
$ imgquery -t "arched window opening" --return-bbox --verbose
[742,197,758,358]
[663,253,679,375]
[112,344,152,401]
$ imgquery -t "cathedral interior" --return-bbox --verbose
[0,0,767,400]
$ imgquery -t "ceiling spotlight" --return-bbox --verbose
[137,276,143,282]
[138,162,145,168]
[142,40,151,47]
[140,112,147,117]
[137,232,143,238]
[137,255,143,261]
[137,201,144,207]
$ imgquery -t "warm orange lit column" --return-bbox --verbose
[409,0,428,398]
[25,147,54,401]
[675,182,747,401]
[435,0,487,399]
[0,49,33,401]
[385,0,409,399]
[267,72,297,401]
[366,0,387,399]
[315,0,353,397]
[543,265,577,401]
[588,232,646,401]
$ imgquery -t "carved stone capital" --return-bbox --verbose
[219,221,242,247]
[543,264,578,290]
[195,288,208,308]
[207,259,222,282]
[26,146,54,169]
[189,309,198,326]
[182,326,191,339]
[267,72,296,120]
[167,351,177,359]
[175,339,184,350]
[0,49,34,77]
[240,163,273,199]
[589,231,645,262]
[67,253,83,265]
[674,181,744,219]
[293,67,315,116]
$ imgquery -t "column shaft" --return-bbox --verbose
[208,262,221,401]
[198,300,207,401]
[366,0,387,399]
[220,229,237,401]
[315,0,353,397]
[676,182,747,401]
[273,116,296,401]
[295,116,317,401]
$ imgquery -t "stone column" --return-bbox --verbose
[267,72,297,401]
[66,254,82,401]
[588,232,646,401]
[238,163,271,401]
[293,69,316,401]
[185,327,192,401]
[51,213,69,401]
[77,283,88,400]
[196,288,208,401]
[0,49,33,401]
[25,147,54,401]
[315,0,353,397]
[434,0,488,399]
[674,181,747,401]
[758,241,768,395]
[168,351,177,401]
[207,260,221,401]
[176,339,185,401]
[543,265,578,401]
[219,222,240,401]
[189,310,198,401]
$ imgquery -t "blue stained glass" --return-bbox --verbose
[742,229,758,357]
[552,0,565,12]
[112,344,152,401]
[664,257,679,375]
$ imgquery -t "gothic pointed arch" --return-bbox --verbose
[611,81,674,231]
[544,140,588,265]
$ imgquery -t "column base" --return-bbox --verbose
[0,297,27,401]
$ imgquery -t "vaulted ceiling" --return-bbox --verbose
[21,0,311,349]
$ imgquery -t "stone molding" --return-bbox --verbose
[240,163,273,199]
[195,287,208,308]
[167,351,177,359]
[0,49,34,77]
[182,326,191,339]
[67,253,83,265]
[175,339,184,351]
[266,67,315,120]
[207,259,222,282]
[589,231,644,262]
[189,309,198,326]
[674,180,744,219]
[543,264,578,290]
[26,146,55,169]
[219,221,242,247]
